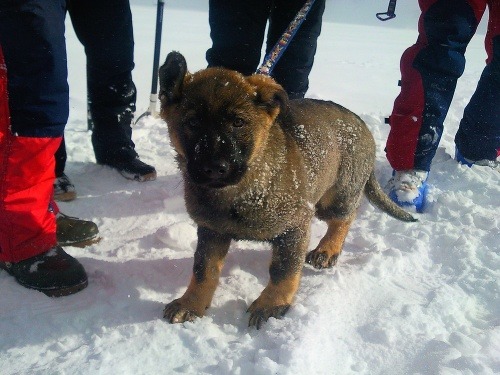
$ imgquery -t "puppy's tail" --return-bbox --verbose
[364,171,417,222]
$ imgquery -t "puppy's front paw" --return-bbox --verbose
[163,299,200,324]
[247,302,290,329]
[305,249,340,269]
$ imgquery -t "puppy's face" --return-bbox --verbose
[159,52,288,188]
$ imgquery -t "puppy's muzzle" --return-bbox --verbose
[201,159,230,181]
[188,156,241,188]
[188,133,246,187]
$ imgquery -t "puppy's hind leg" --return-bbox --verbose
[164,227,231,323]
[248,227,308,329]
[306,214,356,269]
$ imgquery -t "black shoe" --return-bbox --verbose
[97,147,157,182]
[56,212,100,247]
[54,173,77,202]
[0,245,88,297]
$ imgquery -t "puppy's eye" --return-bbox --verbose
[232,118,245,128]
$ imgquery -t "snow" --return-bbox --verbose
[1,1,499,374]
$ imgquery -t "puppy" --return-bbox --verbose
[159,51,415,329]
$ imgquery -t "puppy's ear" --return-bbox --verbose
[159,51,188,104]
[246,74,289,118]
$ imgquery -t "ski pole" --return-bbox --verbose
[136,0,165,123]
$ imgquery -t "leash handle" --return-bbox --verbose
[376,0,397,21]
[257,0,316,76]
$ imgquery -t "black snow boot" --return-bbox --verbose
[96,146,157,182]
[88,74,157,182]
[56,212,100,247]
[54,173,77,202]
[0,246,88,297]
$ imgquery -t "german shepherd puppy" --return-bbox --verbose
[159,51,415,329]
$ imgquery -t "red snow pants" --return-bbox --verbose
[0,48,60,263]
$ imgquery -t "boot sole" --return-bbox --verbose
[119,170,157,182]
[58,235,101,248]
[97,162,157,182]
[0,263,88,297]
[39,278,88,297]
[54,191,77,202]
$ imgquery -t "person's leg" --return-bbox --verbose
[55,137,67,178]
[385,0,487,211]
[386,0,486,172]
[455,0,500,165]
[267,0,326,99]
[68,0,156,181]
[206,0,272,74]
[0,84,60,262]
[0,0,87,296]
[0,0,67,262]
[53,137,77,201]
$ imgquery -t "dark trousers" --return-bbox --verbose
[206,0,326,99]
[0,0,69,138]
[0,0,136,261]
[455,33,500,161]
[56,0,137,174]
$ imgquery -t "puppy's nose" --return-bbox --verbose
[202,160,230,180]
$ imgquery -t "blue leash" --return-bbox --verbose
[257,0,397,78]
[257,0,317,76]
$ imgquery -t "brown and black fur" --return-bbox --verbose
[159,51,416,329]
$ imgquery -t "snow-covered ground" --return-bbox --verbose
[1,1,498,374]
